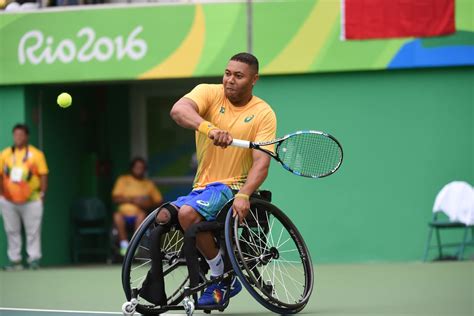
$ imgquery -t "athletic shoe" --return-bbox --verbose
[197,276,242,306]
[120,240,129,257]
[28,260,40,270]
[3,261,23,271]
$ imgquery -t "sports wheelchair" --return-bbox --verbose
[121,191,314,315]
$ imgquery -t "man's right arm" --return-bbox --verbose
[170,97,233,147]
[112,195,131,204]
[170,97,204,130]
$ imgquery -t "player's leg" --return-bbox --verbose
[20,200,43,269]
[177,183,241,306]
[113,212,129,256]
[135,209,146,229]
[1,199,24,270]
[178,205,219,260]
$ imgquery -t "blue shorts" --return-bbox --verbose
[172,182,233,221]
[124,216,137,226]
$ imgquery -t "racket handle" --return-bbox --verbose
[231,139,251,148]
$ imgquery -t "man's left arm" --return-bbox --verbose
[232,150,271,223]
[40,175,48,201]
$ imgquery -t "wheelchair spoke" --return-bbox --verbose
[163,235,183,254]
[276,260,305,288]
[131,259,151,271]
[276,260,291,303]
[131,274,147,285]
[243,221,270,252]
[277,257,306,277]
[272,261,299,303]
[277,257,305,265]
[241,250,260,259]
[240,225,261,253]
[242,218,268,251]
[277,263,290,302]
[275,225,285,252]
[255,258,272,284]
[239,231,266,253]
[139,245,150,252]
[249,207,265,252]
[134,257,151,261]
[277,249,298,254]
[265,211,276,247]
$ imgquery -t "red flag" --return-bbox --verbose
[343,0,455,40]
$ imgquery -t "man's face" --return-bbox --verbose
[132,161,146,179]
[223,60,258,104]
[13,129,28,147]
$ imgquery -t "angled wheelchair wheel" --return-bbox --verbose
[225,199,314,314]
[122,208,188,315]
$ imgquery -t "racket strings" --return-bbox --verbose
[278,133,342,177]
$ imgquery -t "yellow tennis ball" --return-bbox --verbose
[57,92,72,108]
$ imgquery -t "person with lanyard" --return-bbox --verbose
[0,124,49,270]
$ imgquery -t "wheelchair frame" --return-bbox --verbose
[121,193,314,316]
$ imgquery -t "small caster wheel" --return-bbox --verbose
[121,298,138,316]
[204,309,211,314]
[183,297,195,316]
[219,308,225,312]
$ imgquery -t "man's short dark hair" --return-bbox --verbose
[130,157,147,170]
[230,52,259,73]
[12,123,29,135]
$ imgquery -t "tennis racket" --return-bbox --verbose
[231,130,343,178]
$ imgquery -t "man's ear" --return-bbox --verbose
[253,73,259,86]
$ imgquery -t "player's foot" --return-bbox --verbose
[120,240,129,257]
[3,260,23,271]
[28,259,40,270]
[197,276,242,306]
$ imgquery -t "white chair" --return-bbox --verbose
[423,181,474,261]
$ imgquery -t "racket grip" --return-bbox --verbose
[231,139,251,148]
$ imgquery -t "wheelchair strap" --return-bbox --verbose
[139,224,169,306]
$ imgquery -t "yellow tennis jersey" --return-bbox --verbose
[184,84,277,190]
[112,175,163,216]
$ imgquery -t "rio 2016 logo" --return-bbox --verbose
[18,26,148,65]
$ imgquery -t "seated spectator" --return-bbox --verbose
[112,157,163,256]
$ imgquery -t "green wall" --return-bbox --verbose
[256,67,474,263]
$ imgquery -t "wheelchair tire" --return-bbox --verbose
[225,199,314,314]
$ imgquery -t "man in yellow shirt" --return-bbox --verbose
[161,53,276,306]
[0,124,49,270]
[112,157,163,256]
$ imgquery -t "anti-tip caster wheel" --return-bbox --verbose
[183,297,195,316]
[122,298,138,316]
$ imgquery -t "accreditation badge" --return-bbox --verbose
[10,167,24,183]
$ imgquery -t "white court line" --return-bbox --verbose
[0,308,123,315]
[0,307,177,315]
[0,307,121,314]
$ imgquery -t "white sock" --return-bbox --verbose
[206,252,224,277]
[120,240,129,248]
